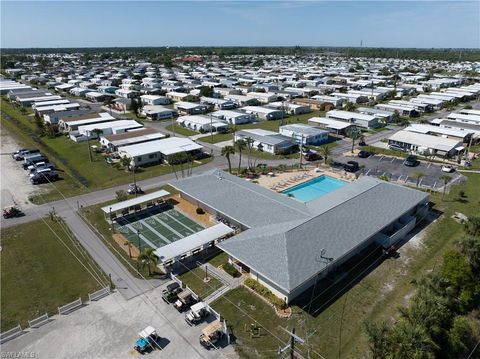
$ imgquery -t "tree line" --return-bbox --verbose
[364,216,480,359]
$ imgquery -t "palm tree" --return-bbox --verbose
[137,248,158,276]
[457,236,480,271]
[235,139,247,173]
[320,145,331,164]
[245,137,254,169]
[440,175,452,200]
[124,240,132,258]
[344,102,357,112]
[230,124,238,140]
[347,126,361,154]
[221,145,235,173]
[413,171,426,187]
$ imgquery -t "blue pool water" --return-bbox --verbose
[282,175,346,202]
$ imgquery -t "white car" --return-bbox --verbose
[441,165,455,173]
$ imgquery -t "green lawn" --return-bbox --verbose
[0,98,213,204]
[207,251,230,268]
[80,198,166,280]
[1,217,107,331]
[165,124,198,136]
[212,173,480,358]
[178,267,224,299]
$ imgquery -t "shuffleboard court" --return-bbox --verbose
[114,207,205,251]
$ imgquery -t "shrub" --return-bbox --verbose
[196,207,205,215]
[244,278,285,309]
[222,263,241,278]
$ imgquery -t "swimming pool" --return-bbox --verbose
[282,175,346,202]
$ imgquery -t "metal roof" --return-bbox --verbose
[101,190,170,213]
[153,223,233,262]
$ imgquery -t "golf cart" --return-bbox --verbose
[3,205,23,219]
[127,183,144,195]
[134,326,160,354]
[161,282,182,304]
[173,288,196,312]
[199,320,224,349]
[185,302,208,326]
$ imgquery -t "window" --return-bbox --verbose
[137,156,142,162]
[148,154,156,159]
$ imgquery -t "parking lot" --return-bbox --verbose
[1,285,235,359]
[336,153,465,190]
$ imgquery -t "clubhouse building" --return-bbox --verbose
[168,169,429,304]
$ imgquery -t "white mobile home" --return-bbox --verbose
[211,110,255,125]
[241,106,284,120]
[119,137,203,167]
[388,130,463,157]
[140,95,170,106]
[77,119,143,139]
[326,110,379,129]
[141,106,177,120]
[234,129,296,155]
[176,115,229,133]
[279,124,329,145]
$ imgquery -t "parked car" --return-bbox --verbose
[22,154,48,170]
[127,184,144,195]
[3,205,23,219]
[344,161,359,173]
[441,165,455,173]
[27,162,55,174]
[199,320,224,349]
[358,150,371,158]
[30,171,59,184]
[304,152,321,161]
[404,155,419,167]
[161,282,182,303]
[358,140,367,146]
[134,326,160,354]
[185,302,208,326]
[12,148,39,161]
[174,288,196,312]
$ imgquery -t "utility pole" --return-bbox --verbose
[133,165,137,197]
[210,113,213,143]
[278,327,304,359]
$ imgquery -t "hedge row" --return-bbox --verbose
[222,263,241,278]
[244,278,285,309]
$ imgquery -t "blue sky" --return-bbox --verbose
[1,1,479,48]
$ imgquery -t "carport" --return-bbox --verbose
[154,223,234,270]
[101,189,170,221]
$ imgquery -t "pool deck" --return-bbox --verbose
[255,165,356,192]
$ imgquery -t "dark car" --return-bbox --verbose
[344,161,359,173]
[358,140,367,146]
[404,155,419,167]
[30,171,59,185]
[304,152,321,161]
[358,150,371,158]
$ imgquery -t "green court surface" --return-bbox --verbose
[114,208,204,250]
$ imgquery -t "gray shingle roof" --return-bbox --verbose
[170,169,310,228]
[171,170,428,293]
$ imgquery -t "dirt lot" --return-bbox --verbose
[0,130,44,209]
[2,285,236,359]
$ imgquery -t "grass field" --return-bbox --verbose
[165,124,198,136]
[178,267,224,299]
[212,172,480,358]
[1,217,106,331]
[0,98,213,204]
